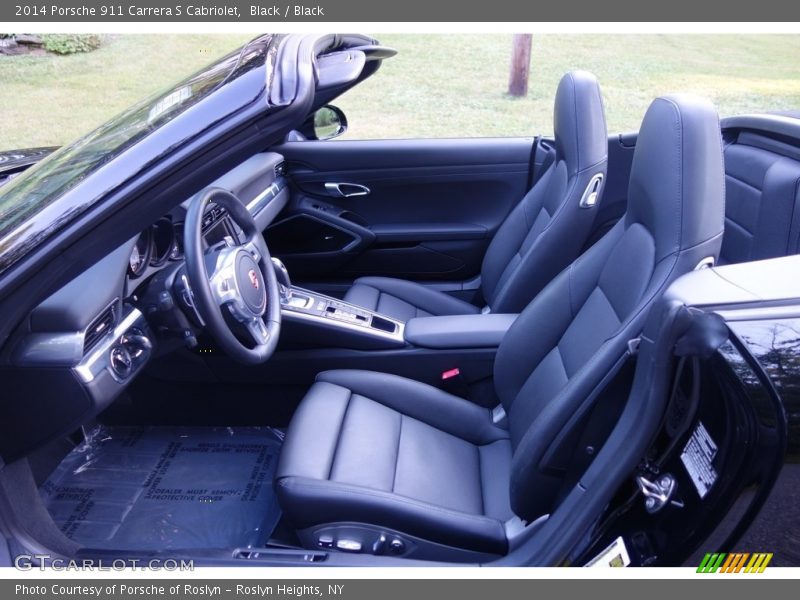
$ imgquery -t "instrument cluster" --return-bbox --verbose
[128,217,184,278]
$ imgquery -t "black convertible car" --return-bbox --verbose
[0,34,798,568]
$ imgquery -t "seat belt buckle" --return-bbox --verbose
[440,368,469,398]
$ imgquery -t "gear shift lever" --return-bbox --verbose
[271,257,292,301]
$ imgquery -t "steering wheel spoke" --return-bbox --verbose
[244,237,262,263]
[244,317,271,346]
[209,261,238,308]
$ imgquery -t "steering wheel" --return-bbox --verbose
[183,187,281,364]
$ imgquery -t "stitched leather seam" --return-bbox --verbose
[368,283,467,318]
[326,389,352,481]
[718,111,727,240]
[321,374,507,446]
[362,283,380,312]
[724,215,755,237]
[570,72,580,171]
[659,97,684,255]
[279,477,503,527]
[493,170,580,311]
[575,155,608,177]
[595,283,623,324]
[391,414,403,494]
[552,344,569,384]
[726,171,764,192]
[492,252,522,304]
[476,444,486,516]
[567,262,575,316]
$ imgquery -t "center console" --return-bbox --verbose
[272,261,516,355]
[280,286,405,350]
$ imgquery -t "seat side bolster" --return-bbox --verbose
[315,370,508,446]
[276,381,351,481]
[348,277,479,317]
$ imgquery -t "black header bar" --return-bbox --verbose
[3,1,800,22]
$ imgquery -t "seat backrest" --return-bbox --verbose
[494,95,726,521]
[720,120,800,264]
[480,71,608,314]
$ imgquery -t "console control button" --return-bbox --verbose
[336,539,362,553]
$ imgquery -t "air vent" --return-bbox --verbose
[83,304,116,354]
[274,161,286,178]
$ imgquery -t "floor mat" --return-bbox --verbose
[40,426,283,551]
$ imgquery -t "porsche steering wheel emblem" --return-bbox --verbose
[247,269,260,290]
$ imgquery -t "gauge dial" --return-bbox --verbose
[170,222,184,260]
[150,218,175,267]
[128,230,152,278]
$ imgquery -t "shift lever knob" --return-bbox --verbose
[271,257,291,298]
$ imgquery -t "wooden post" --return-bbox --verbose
[508,34,533,97]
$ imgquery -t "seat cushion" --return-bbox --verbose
[275,370,513,554]
[343,276,480,322]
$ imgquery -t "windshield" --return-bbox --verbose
[0,35,273,272]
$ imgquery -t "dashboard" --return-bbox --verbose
[1,151,289,460]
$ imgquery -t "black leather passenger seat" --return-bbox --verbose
[343,71,609,321]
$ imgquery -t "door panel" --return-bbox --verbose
[270,138,534,285]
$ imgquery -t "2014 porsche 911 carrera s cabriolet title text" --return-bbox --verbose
[14,3,326,18]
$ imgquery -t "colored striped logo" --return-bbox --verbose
[697,552,773,573]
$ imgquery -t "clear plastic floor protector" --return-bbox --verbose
[40,426,284,551]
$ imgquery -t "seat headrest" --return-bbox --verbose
[553,70,608,176]
[625,94,725,262]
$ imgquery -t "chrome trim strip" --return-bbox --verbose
[282,309,406,344]
[247,177,287,215]
[715,303,800,322]
[73,308,145,383]
[281,286,405,344]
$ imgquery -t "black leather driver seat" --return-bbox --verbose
[342,71,608,321]
[275,95,726,560]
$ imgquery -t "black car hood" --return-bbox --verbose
[0,146,58,176]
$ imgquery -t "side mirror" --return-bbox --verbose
[312,105,348,140]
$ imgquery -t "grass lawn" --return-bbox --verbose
[2,34,800,148]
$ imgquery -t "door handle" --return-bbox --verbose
[324,182,371,198]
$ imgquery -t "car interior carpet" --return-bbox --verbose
[39,425,284,550]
